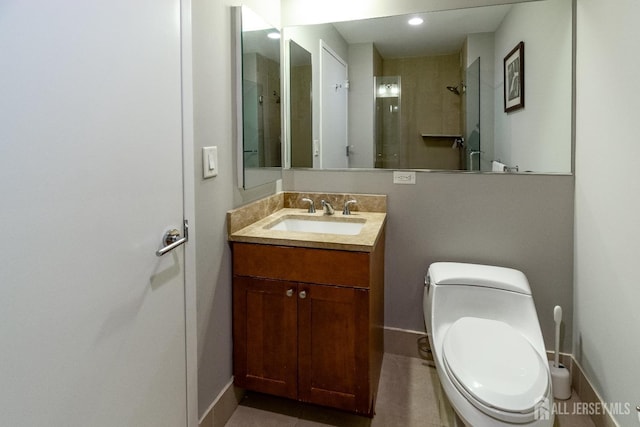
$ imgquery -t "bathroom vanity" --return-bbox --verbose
[227,192,386,416]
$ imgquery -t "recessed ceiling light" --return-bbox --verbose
[408,17,424,26]
[267,32,281,39]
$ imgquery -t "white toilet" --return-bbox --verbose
[423,262,554,426]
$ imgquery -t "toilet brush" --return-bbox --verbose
[550,305,571,399]
[554,306,561,369]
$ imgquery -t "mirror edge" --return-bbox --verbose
[283,39,292,170]
[232,6,245,188]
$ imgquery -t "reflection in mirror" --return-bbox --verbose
[283,0,572,173]
[288,40,313,168]
[375,76,401,168]
[236,6,282,189]
[465,58,481,171]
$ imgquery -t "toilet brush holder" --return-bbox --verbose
[549,362,571,400]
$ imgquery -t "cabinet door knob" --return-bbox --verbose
[286,289,294,297]
[299,290,307,299]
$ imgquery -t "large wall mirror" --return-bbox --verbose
[283,0,573,174]
[234,6,283,189]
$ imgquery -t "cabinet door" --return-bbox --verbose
[298,284,371,414]
[233,277,298,399]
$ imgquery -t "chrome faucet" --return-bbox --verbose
[342,199,357,215]
[301,197,315,213]
[320,200,334,215]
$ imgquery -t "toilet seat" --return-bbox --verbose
[442,317,549,423]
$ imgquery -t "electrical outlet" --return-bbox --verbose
[393,171,416,184]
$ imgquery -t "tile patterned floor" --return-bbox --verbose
[225,353,596,427]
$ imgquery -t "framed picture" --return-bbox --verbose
[504,41,524,112]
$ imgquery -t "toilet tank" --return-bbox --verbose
[428,262,531,295]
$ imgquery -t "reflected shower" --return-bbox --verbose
[446,83,466,95]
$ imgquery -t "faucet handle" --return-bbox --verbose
[343,199,357,215]
[301,197,315,213]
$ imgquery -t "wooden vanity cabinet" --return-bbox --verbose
[232,234,385,416]
[297,282,371,413]
[232,276,298,399]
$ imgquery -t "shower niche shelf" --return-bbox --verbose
[420,133,463,139]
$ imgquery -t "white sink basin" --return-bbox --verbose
[267,216,365,235]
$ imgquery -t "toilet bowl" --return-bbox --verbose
[423,262,554,426]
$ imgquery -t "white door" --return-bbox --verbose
[0,1,189,426]
[320,42,349,168]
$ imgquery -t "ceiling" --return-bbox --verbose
[332,4,512,58]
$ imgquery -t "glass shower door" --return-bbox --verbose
[464,58,481,171]
[375,76,401,168]
[242,79,263,168]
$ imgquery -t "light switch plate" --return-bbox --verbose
[203,146,218,178]
[393,171,416,184]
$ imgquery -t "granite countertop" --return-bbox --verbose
[228,208,386,252]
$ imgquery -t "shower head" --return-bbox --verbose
[446,85,460,95]
[447,82,466,96]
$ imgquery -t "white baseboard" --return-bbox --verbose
[198,379,243,427]
[383,326,431,360]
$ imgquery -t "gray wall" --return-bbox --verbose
[283,169,574,352]
[192,0,280,418]
[574,0,640,425]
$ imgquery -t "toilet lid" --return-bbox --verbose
[442,317,548,414]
